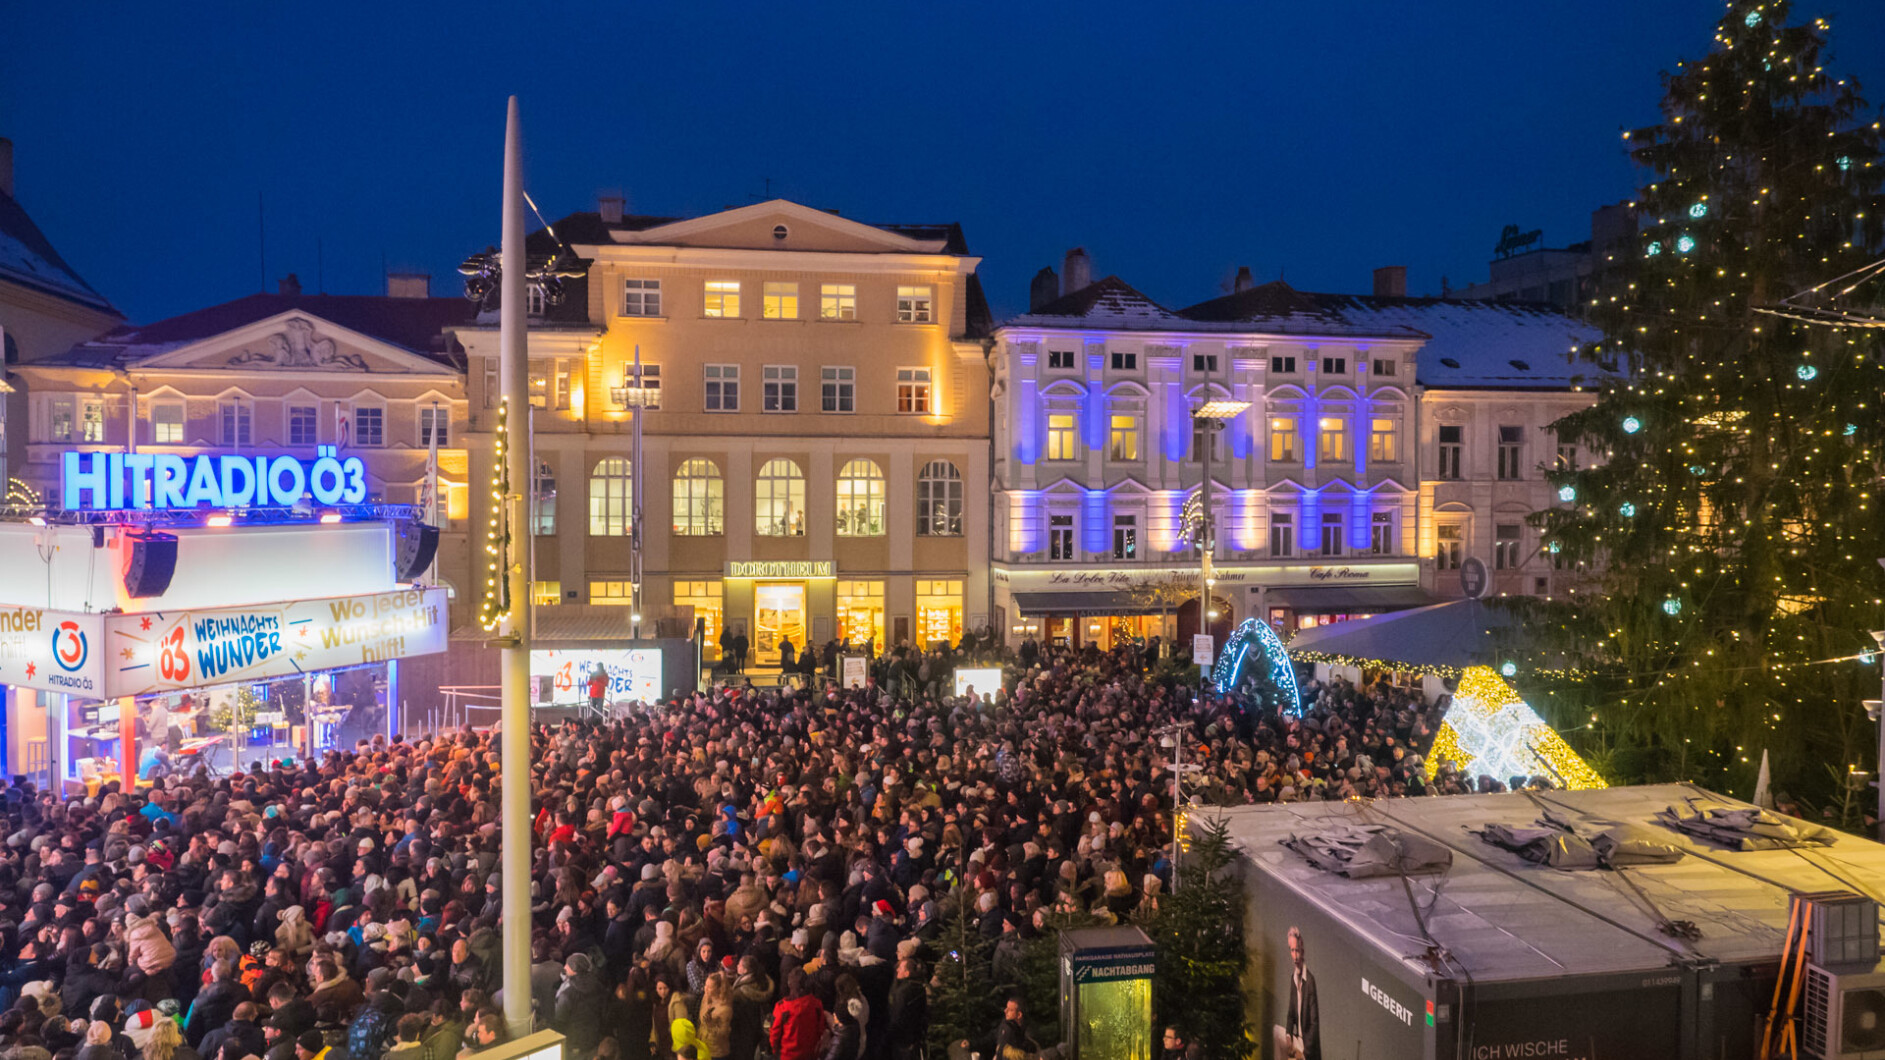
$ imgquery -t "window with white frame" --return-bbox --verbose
[533,462,556,535]
[1049,514,1076,560]
[1556,444,1578,471]
[1192,353,1219,373]
[916,460,963,536]
[622,278,662,317]
[820,284,856,320]
[589,580,632,605]
[419,406,450,447]
[1109,414,1140,461]
[1371,511,1394,555]
[1320,512,1344,556]
[288,404,318,446]
[588,457,632,536]
[526,285,546,317]
[624,363,661,409]
[1435,523,1464,569]
[1046,413,1078,461]
[50,398,74,442]
[1047,348,1076,370]
[896,368,931,414]
[1112,514,1138,560]
[763,366,798,412]
[152,402,185,445]
[1271,354,1297,373]
[703,280,741,318]
[1319,415,1350,463]
[80,399,105,443]
[821,367,854,412]
[1110,349,1137,371]
[1269,415,1299,462]
[755,458,806,536]
[482,360,498,408]
[896,285,933,323]
[528,359,575,410]
[835,459,886,537]
[671,458,724,536]
[1321,356,1347,374]
[763,282,799,320]
[1438,425,1463,480]
[1369,416,1399,462]
[1269,513,1294,557]
[1495,523,1523,569]
[1372,358,1397,376]
[1190,420,1222,464]
[705,364,739,411]
[1497,426,1524,480]
[219,398,252,446]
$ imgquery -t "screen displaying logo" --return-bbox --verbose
[52,620,89,672]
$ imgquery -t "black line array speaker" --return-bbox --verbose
[124,533,179,599]
[394,521,440,582]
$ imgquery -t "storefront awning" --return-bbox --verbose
[1261,585,1437,611]
[1012,590,1172,616]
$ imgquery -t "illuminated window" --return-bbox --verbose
[763,365,798,412]
[1269,513,1294,557]
[419,406,450,448]
[1435,523,1463,569]
[1370,511,1394,555]
[1049,514,1075,560]
[1270,355,1296,373]
[1497,425,1524,480]
[588,457,632,536]
[1320,512,1344,556]
[917,460,963,536]
[755,458,805,537]
[531,581,562,606]
[896,286,933,323]
[820,284,856,320]
[821,367,855,413]
[153,402,185,445]
[835,459,887,537]
[80,399,105,443]
[1112,514,1138,560]
[1318,416,1349,463]
[1046,414,1078,460]
[622,278,662,317]
[624,363,660,409]
[674,580,724,657]
[528,358,576,410]
[763,282,799,320]
[288,405,318,446]
[353,406,385,447]
[1495,523,1522,569]
[1369,416,1398,462]
[915,579,964,646]
[1438,425,1463,480]
[897,368,931,414]
[533,462,556,535]
[1108,414,1140,461]
[1269,416,1299,462]
[219,398,252,447]
[704,365,739,412]
[590,580,633,605]
[836,579,885,649]
[671,458,723,536]
[703,280,740,318]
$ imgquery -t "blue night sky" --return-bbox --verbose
[8,0,1884,326]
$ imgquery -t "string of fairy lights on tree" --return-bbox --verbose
[478,397,512,631]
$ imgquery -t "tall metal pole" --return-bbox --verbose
[497,95,533,1039]
[1198,416,1215,653]
[1172,725,1184,894]
[631,346,644,640]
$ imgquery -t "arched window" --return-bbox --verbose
[916,460,963,536]
[835,459,886,537]
[588,457,632,536]
[672,458,724,536]
[755,458,805,536]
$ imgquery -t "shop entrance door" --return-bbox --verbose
[754,583,807,664]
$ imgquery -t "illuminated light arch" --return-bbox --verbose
[1212,618,1303,716]
[1425,666,1606,790]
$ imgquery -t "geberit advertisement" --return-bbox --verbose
[1256,876,1432,1060]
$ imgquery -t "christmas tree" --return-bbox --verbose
[1144,817,1250,1056]
[1537,0,1884,806]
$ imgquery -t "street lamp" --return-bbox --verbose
[1190,400,1251,663]
[613,346,657,640]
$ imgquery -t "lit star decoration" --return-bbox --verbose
[1676,234,1698,253]
[1663,598,1684,616]
[1690,202,1710,218]
[1424,666,1607,790]
[1500,661,1518,677]
[1212,618,1302,716]
[1622,416,1643,434]
[1796,364,1818,381]
[1557,485,1577,503]
[1619,502,1637,517]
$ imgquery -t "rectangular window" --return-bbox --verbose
[1370,512,1394,555]
[288,405,318,446]
[1495,523,1523,569]
[835,580,884,651]
[623,363,661,409]
[1112,515,1138,560]
[1320,512,1344,556]
[896,367,931,414]
[219,399,252,446]
[1046,414,1078,460]
[1108,414,1140,461]
[1321,356,1347,374]
[1369,417,1398,462]
[1269,416,1299,462]
[1269,513,1294,558]
[353,406,385,447]
[1435,524,1463,570]
[763,365,798,412]
[763,282,799,320]
[80,399,105,443]
[1556,444,1578,471]
[914,578,963,646]
[675,581,725,658]
[622,278,662,317]
[1497,425,1524,480]
[419,406,450,447]
[1318,416,1349,463]
[533,462,557,535]
[50,398,74,442]
[896,285,933,323]
[1110,350,1138,371]
[705,364,739,412]
[1438,425,1463,480]
[821,366,855,413]
[483,360,498,408]
[820,284,856,320]
[1047,349,1076,370]
[589,580,634,605]
[1049,514,1075,560]
[1191,421,1221,464]
[1192,353,1219,373]
[531,581,562,606]
[526,285,546,317]
[153,402,185,445]
[1270,355,1296,373]
[703,280,740,318]
[1373,358,1396,376]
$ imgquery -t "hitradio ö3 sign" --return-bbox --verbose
[0,607,105,695]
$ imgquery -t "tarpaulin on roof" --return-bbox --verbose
[1654,801,1836,850]
[1281,822,1453,878]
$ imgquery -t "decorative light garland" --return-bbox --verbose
[1213,618,1302,716]
[1424,666,1607,790]
[478,397,513,631]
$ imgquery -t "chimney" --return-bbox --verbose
[1061,247,1092,296]
[1373,266,1407,299]
[0,138,12,199]
[277,273,302,296]
[386,272,431,299]
[1030,267,1059,312]
[1233,265,1255,293]
[598,194,625,225]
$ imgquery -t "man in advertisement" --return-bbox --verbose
[1273,926,1320,1060]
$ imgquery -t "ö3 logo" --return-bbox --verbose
[51,620,89,672]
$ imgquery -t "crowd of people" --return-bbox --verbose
[0,633,1536,1060]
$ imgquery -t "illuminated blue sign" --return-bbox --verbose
[61,447,367,511]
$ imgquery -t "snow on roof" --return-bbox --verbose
[0,190,118,316]
[1004,276,1194,332]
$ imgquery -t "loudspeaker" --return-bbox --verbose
[394,521,440,582]
[124,533,179,599]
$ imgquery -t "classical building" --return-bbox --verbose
[990,255,1603,647]
[453,199,991,663]
[1449,203,1636,316]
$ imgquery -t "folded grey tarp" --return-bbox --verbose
[1282,823,1454,878]
[1654,801,1836,850]
[1475,821,1682,869]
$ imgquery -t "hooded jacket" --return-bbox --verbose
[769,994,826,1060]
[124,913,178,975]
